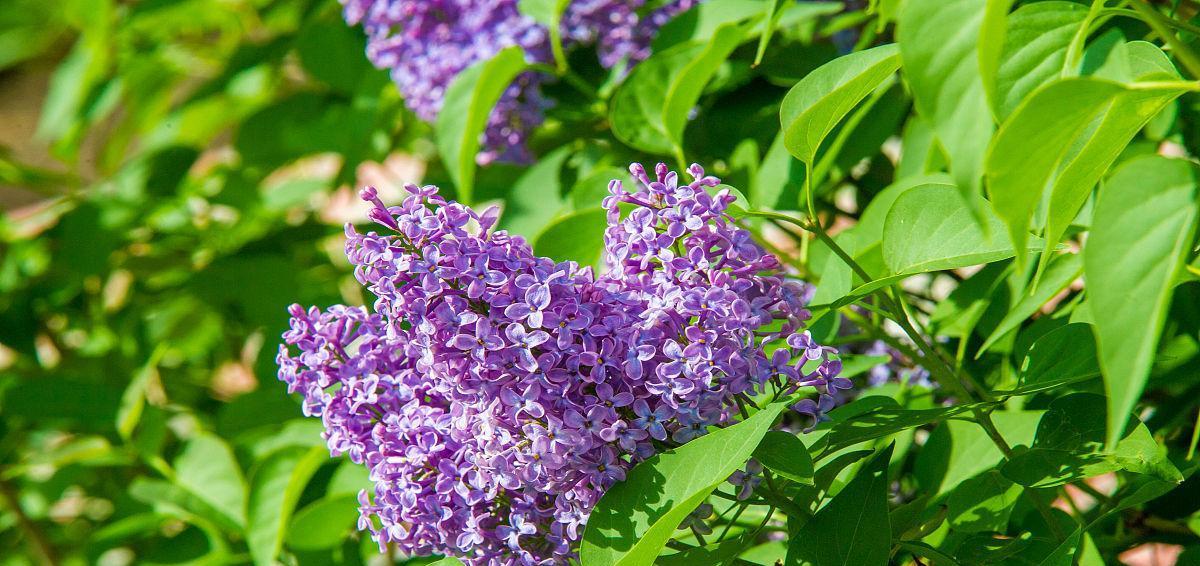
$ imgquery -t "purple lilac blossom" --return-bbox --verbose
[339,0,700,163]
[277,163,843,565]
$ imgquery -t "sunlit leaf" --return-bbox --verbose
[580,403,786,566]
[436,46,529,204]
[247,446,326,565]
[1085,156,1199,447]
[780,43,900,165]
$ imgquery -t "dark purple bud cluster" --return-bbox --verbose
[277,163,844,564]
[339,0,699,163]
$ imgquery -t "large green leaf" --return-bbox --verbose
[436,46,529,204]
[580,402,786,566]
[611,22,747,156]
[985,74,1188,271]
[883,183,1038,276]
[174,433,247,531]
[898,0,993,199]
[1084,156,1199,447]
[990,1,1088,119]
[789,444,893,566]
[1000,394,1182,488]
[914,411,1042,495]
[246,446,326,566]
[780,43,900,165]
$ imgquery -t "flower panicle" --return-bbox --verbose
[277,162,846,565]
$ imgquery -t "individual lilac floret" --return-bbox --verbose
[277,163,844,565]
[339,0,700,163]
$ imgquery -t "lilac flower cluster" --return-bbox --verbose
[340,0,699,163]
[277,163,844,565]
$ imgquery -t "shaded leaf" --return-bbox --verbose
[977,252,1082,355]
[1000,394,1182,488]
[754,430,815,486]
[612,22,747,155]
[789,445,893,566]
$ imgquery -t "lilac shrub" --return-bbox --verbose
[339,0,699,163]
[277,163,845,564]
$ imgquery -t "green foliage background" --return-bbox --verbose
[1,0,1200,565]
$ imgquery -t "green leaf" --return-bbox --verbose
[128,478,243,533]
[501,146,570,237]
[611,22,747,155]
[327,459,371,498]
[883,183,1039,276]
[658,533,758,566]
[753,431,815,485]
[976,252,1083,355]
[1004,323,1100,396]
[898,0,993,200]
[174,433,247,531]
[897,541,962,566]
[751,131,803,210]
[246,446,326,566]
[652,0,763,49]
[990,1,1088,119]
[532,208,608,267]
[295,19,384,95]
[1085,155,1199,447]
[1000,394,1182,488]
[580,402,786,566]
[286,495,359,551]
[517,0,569,26]
[914,411,1042,495]
[436,46,529,204]
[753,0,786,66]
[946,470,1022,533]
[518,0,569,69]
[780,43,900,165]
[789,444,893,566]
[116,350,162,441]
[428,558,466,566]
[570,166,632,211]
[985,76,1188,271]
[810,397,987,460]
